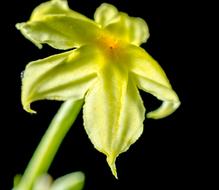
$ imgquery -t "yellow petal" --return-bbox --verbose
[83,60,145,178]
[22,45,100,113]
[94,3,119,27]
[126,45,180,119]
[30,0,91,22]
[134,76,180,119]
[16,15,100,49]
[105,13,149,46]
[94,3,149,45]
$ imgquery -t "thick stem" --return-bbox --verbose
[14,99,83,190]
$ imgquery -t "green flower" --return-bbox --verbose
[16,0,180,178]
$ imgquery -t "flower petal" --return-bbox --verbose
[105,12,149,46]
[22,45,100,113]
[83,61,145,178]
[94,3,119,27]
[94,3,149,45]
[135,76,180,119]
[16,15,100,49]
[126,45,180,119]
[30,0,90,22]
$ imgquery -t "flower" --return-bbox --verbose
[16,0,180,178]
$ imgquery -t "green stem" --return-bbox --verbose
[15,99,83,190]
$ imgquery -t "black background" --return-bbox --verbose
[1,0,209,190]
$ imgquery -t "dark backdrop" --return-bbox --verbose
[1,0,206,189]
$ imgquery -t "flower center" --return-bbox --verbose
[96,32,120,55]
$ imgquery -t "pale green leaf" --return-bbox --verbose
[83,60,145,178]
[50,172,85,190]
[16,15,100,49]
[126,45,180,119]
[105,12,149,45]
[22,45,100,113]
[94,3,119,27]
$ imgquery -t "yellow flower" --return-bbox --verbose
[16,0,180,178]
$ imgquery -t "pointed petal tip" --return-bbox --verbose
[24,104,37,114]
[146,112,157,119]
[16,22,43,49]
[146,100,181,119]
[15,23,21,30]
[106,155,118,179]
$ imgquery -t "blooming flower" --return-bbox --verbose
[16,0,180,178]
